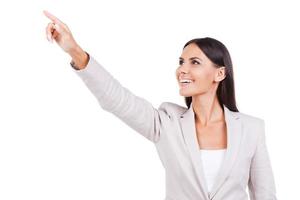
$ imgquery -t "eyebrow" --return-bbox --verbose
[179,57,203,61]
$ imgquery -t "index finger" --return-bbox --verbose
[43,10,64,26]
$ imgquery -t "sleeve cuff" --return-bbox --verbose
[70,51,91,71]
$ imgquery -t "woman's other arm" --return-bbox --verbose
[248,120,277,200]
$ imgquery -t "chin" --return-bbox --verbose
[179,89,204,97]
[179,91,194,97]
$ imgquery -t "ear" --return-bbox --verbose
[214,66,226,82]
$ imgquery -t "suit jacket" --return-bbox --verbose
[70,53,277,200]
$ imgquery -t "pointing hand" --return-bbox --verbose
[43,10,79,54]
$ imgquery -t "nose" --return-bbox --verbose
[176,68,189,81]
[178,64,189,75]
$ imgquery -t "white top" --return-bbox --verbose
[199,149,227,194]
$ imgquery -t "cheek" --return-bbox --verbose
[190,73,215,94]
[194,70,214,85]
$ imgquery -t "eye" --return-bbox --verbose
[178,60,201,65]
[192,60,200,65]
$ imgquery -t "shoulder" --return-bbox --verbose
[237,110,265,126]
[158,101,188,119]
[236,110,265,139]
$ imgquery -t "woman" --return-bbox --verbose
[43,10,277,200]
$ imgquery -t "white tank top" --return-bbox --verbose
[199,149,227,193]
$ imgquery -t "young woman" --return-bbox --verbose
[44,10,277,200]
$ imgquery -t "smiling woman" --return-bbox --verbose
[44,10,277,200]
[176,37,237,112]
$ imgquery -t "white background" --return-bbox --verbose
[0,0,299,199]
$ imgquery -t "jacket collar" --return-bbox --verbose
[179,102,243,199]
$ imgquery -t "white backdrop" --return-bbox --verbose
[0,0,299,199]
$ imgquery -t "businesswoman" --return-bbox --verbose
[44,10,277,200]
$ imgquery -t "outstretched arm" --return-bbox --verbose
[44,10,166,143]
[70,52,164,143]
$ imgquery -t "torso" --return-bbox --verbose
[195,120,227,150]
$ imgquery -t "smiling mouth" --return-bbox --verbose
[179,81,193,87]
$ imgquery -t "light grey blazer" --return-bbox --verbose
[70,53,277,200]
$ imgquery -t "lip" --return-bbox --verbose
[179,77,194,80]
[179,81,193,87]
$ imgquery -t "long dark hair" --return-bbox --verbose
[182,37,239,112]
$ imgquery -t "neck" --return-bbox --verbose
[192,92,224,127]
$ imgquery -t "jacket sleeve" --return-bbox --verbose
[248,120,277,200]
[70,52,165,143]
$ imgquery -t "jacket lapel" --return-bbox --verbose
[179,102,209,199]
[179,102,243,199]
[209,104,242,199]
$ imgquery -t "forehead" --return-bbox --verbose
[180,43,206,59]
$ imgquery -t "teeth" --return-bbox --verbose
[180,79,193,83]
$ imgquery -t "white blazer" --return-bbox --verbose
[71,53,277,200]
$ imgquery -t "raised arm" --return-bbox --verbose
[43,10,166,143]
[248,120,277,200]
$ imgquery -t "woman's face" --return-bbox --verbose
[175,43,226,97]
